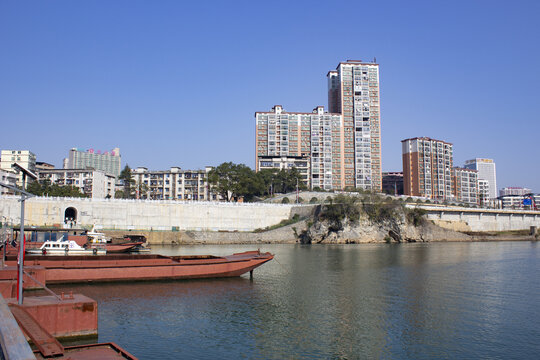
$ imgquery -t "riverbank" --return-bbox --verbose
[103,221,538,245]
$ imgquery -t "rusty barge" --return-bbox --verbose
[5,250,274,285]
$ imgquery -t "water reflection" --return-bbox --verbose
[52,242,539,359]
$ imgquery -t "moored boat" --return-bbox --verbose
[26,236,107,256]
[85,226,147,253]
[12,250,273,283]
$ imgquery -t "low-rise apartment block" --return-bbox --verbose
[0,169,18,195]
[132,167,215,200]
[499,187,532,197]
[37,169,116,199]
[499,194,539,210]
[0,150,36,188]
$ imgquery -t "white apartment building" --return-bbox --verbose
[464,158,497,199]
[499,194,539,210]
[0,150,36,188]
[132,167,214,201]
[453,167,478,204]
[478,179,490,206]
[65,147,121,177]
[0,169,18,195]
[37,169,116,199]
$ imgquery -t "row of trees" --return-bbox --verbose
[26,179,86,198]
[207,162,306,201]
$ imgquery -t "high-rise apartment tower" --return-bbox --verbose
[65,147,121,177]
[327,60,381,191]
[402,137,453,200]
[255,106,342,190]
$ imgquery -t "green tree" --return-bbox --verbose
[257,167,307,195]
[207,162,263,202]
[26,179,86,198]
[118,165,135,199]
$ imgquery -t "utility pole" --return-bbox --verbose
[296,178,299,204]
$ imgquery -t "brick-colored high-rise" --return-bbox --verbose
[402,137,453,200]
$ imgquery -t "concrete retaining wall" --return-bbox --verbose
[414,205,540,232]
[0,196,308,232]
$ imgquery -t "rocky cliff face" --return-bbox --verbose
[296,207,471,244]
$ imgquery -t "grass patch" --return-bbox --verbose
[253,214,303,233]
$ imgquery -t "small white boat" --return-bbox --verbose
[26,236,107,256]
[86,225,111,244]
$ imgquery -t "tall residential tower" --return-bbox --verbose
[327,60,381,191]
[255,105,342,190]
[402,137,454,200]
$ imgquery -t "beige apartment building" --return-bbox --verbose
[132,167,215,201]
[255,105,342,190]
[0,150,37,188]
[328,60,382,191]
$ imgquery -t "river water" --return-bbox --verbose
[53,242,539,359]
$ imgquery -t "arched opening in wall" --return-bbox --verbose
[64,207,77,228]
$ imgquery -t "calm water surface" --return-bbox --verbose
[53,242,540,359]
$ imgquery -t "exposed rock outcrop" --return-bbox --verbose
[296,204,472,244]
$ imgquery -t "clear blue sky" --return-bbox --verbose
[1,0,538,192]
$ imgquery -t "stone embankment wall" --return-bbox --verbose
[105,221,303,245]
[0,196,313,232]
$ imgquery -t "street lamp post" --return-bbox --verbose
[8,163,37,305]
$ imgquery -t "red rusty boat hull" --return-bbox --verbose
[6,251,273,284]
